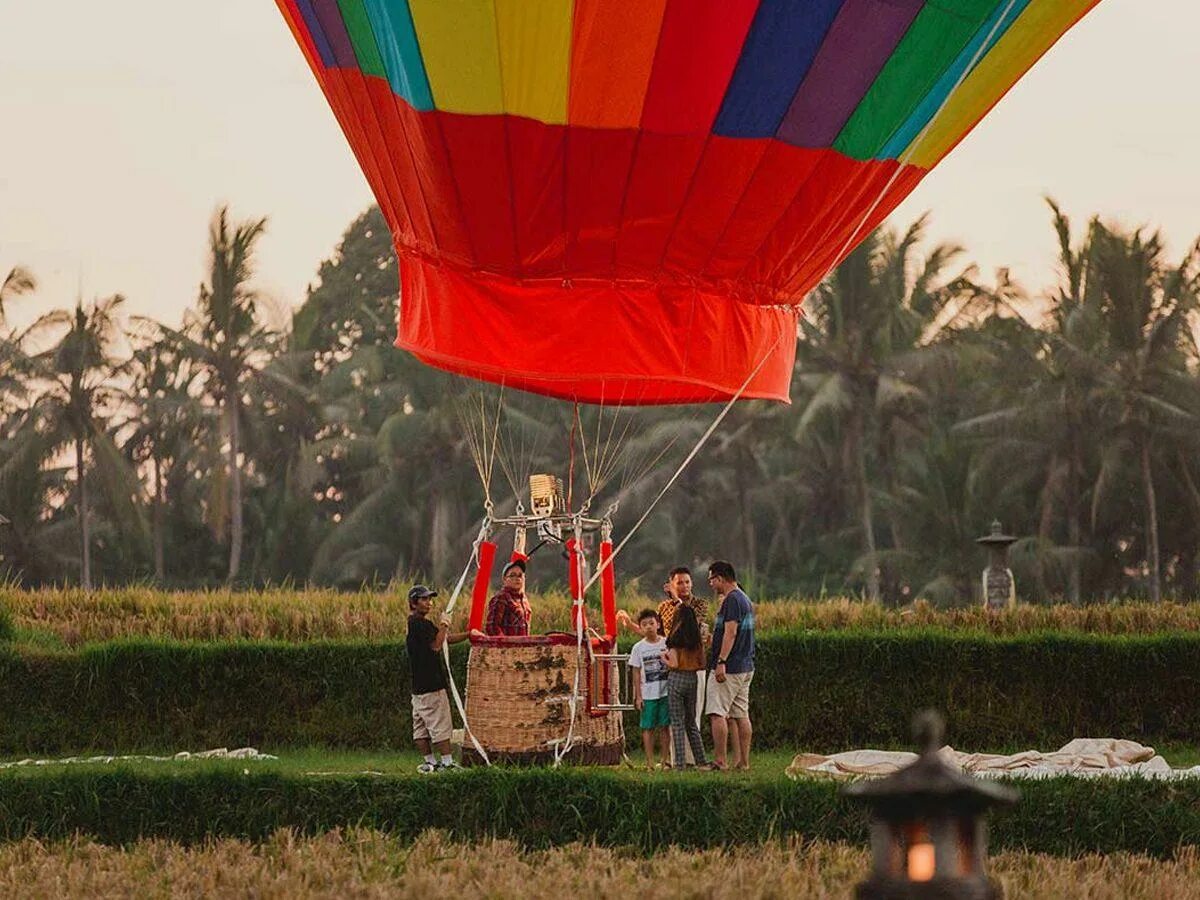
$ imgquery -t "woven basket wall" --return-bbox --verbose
[463,639,623,765]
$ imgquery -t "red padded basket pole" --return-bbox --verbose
[599,539,616,639]
[566,537,587,634]
[468,540,497,632]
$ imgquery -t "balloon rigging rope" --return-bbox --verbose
[550,336,780,764]
[553,517,587,766]
[815,0,1024,296]
[579,334,782,600]
[440,519,492,766]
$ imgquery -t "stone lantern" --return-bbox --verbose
[975,520,1017,611]
[843,711,1018,899]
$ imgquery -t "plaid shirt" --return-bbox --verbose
[485,586,532,636]
[657,595,707,639]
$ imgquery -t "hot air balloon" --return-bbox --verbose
[275,0,1103,766]
[276,0,1101,406]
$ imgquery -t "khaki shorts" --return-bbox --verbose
[705,670,753,719]
[412,689,453,743]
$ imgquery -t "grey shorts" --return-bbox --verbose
[412,689,453,743]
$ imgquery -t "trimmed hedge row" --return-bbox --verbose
[3,632,1200,754]
[1,766,1199,857]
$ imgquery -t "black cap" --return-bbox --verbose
[408,584,438,603]
[503,559,527,575]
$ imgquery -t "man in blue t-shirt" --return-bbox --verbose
[704,560,755,770]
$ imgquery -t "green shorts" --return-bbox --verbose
[639,696,670,730]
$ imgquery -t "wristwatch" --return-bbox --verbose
[717,658,727,665]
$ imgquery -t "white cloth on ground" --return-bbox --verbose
[786,738,1200,781]
[0,748,277,770]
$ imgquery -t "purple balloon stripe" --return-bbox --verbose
[776,0,923,149]
[311,0,359,70]
[294,0,337,68]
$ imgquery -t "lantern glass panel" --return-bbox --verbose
[904,822,935,882]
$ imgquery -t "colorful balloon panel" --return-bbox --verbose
[276,0,1102,404]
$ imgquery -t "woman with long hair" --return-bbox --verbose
[663,604,709,769]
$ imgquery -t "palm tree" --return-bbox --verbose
[122,324,207,581]
[1,266,37,410]
[796,216,976,601]
[0,421,77,583]
[1085,222,1200,602]
[169,207,269,583]
[0,266,35,323]
[29,295,134,589]
[954,202,1101,603]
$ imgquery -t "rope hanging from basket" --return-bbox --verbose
[440,518,493,766]
[552,516,587,767]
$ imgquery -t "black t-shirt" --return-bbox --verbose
[407,615,447,695]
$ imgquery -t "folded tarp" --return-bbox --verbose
[786,738,1200,781]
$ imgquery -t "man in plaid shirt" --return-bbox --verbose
[485,559,532,636]
[657,566,708,637]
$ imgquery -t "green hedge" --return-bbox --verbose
[3,632,1200,754]
[1,766,1198,857]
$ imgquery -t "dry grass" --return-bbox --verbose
[0,830,1198,899]
[4,587,1200,647]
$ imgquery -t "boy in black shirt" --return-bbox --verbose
[407,584,472,772]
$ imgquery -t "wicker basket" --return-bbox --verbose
[462,633,624,765]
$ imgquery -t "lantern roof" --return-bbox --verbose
[975,519,1017,548]
[844,711,1018,816]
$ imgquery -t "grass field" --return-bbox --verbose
[2,829,1199,899]
[5,745,1200,775]
[7,587,1200,646]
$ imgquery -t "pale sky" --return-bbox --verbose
[2,1,1196,334]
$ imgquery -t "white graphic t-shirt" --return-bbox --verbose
[628,637,669,701]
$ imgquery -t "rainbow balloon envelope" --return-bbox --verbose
[277,0,1101,404]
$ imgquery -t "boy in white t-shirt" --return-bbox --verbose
[628,608,670,769]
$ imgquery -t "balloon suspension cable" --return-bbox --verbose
[566,401,580,512]
[577,378,640,511]
[459,387,506,511]
[441,518,493,766]
[552,339,779,766]
[581,335,782,600]
[495,393,551,507]
[813,0,1023,299]
[554,515,587,767]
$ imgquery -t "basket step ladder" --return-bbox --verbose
[588,647,636,713]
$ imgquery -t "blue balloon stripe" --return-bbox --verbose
[714,0,848,139]
[361,0,435,110]
[294,0,338,68]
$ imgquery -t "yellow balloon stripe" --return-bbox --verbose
[404,0,572,122]
[495,0,573,124]
[904,0,1100,168]
[408,0,503,115]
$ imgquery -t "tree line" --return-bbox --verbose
[2,200,1198,604]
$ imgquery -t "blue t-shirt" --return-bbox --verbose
[710,587,755,674]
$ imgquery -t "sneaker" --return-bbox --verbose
[436,760,462,771]
[417,761,438,774]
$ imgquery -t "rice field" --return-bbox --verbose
[5,587,1200,646]
[2,829,1199,899]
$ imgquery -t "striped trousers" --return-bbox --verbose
[667,670,707,768]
